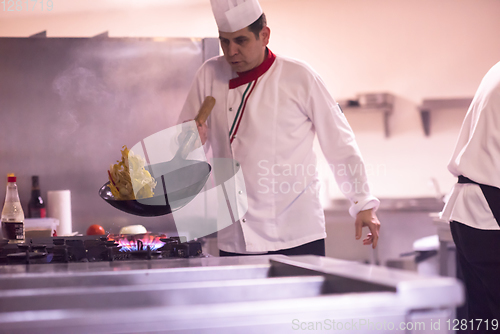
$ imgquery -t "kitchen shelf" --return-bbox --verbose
[327,197,444,212]
[29,30,46,38]
[338,93,394,137]
[418,97,473,136]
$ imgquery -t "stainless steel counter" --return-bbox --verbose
[0,255,463,333]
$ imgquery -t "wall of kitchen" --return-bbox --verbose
[2,0,499,201]
[1,0,500,260]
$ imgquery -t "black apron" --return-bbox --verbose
[458,175,500,227]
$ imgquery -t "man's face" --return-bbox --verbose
[219,26,270,73]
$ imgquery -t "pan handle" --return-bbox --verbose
[195,96,216,125]
[176,96,216,159]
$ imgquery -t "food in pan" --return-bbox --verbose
[107,146,157,200]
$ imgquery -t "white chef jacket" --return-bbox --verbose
[440,61,500,230]
[179,49,379,253]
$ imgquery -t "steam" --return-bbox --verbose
[51,65,114,141]
[53,66,111,104]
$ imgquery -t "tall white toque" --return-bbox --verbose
[210,0,263,33]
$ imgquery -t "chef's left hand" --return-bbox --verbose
[354,208,380,248]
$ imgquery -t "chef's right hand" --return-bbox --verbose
[180,119,208,145]
[195,119,208,145]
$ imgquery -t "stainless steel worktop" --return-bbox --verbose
[0,255,463,333]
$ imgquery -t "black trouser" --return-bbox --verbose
[219,238,325,257]
[450,221,500,333]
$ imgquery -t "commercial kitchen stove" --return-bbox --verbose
[0,244,463,334]
[0,235,203,265]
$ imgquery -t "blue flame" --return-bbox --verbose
[118,239,165,252]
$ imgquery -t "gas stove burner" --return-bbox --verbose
[1,241,50,265]
[7,250,48,265]
[129,247,162,260]
[17,243,47,253]
[107,233,167,252]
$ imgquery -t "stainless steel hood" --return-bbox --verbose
[0,255,462,333]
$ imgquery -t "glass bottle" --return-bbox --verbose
[28,175,46,218]
[1,173,25,243]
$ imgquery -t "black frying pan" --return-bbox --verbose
[99,97,215,217]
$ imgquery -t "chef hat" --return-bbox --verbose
[210,0,263,33]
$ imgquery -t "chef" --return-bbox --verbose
[179,0,380,256]
[441,61,500,329]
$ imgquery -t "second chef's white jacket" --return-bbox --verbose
[179,49,379,253]
[441,61,500,230]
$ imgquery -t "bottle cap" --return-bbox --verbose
[7,173,16,183]
[32,175,39,187]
